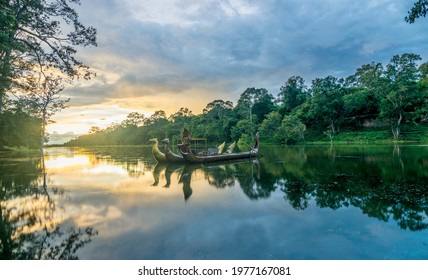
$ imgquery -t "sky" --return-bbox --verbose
[47,0,428,140]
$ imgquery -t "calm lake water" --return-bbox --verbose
[1,144,428,260]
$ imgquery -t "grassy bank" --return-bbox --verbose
[307,124,428,144]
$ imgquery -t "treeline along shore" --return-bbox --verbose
[65,53,428,147]
[2,53,428,149]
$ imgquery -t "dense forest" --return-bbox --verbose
[64,53,428,147]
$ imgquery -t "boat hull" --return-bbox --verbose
[165,150,186,163]
[177,143,258,163]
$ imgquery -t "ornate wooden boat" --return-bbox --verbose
[177,130,260,163]
[149,138,167,163]
[161,138,186,163]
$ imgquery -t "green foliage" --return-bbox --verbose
[276,115,306,144]
[379,54,423,139]
[343,88,379,127]
[405,0,428,23]
[231,119,256,145]
[277,76,308,115]
[305,76,345,134]
[5,52,427,148]
[0,108,41,148]
[259,111,282,141]
[0,0,97,112]
[235,87,275,124]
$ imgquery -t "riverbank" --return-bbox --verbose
[322,124,428,144]
[259,124,428,145]
[0,146,41,156]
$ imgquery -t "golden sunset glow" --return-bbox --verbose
[41,0,427,143]
[45,155,90,169]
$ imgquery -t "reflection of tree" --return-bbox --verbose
[173,159,275,201]
[80,146,153,177]
[237,160,277,200]
[204,164,236,189]
[151,163,166,186]
[261,145,428,231]
[280,181,314,210]
[0,157,97,259]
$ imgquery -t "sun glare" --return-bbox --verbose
[45,155,90,169]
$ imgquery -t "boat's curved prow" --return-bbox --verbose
[149,138,167,163]
[161,138,186,163]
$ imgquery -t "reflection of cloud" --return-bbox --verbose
[45,156,90,169]
[74,205,123,227]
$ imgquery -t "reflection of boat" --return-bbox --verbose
[149,138,167,163]
[179,165,194,201]
[161,138,186,163]
[177,129,260,163]
[151,162,166,186]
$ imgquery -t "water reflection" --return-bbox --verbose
[53,146,428,232]
[2,144,428,259]
[0,153,97,260]
[148,144,428,231]
[261,145,428,231]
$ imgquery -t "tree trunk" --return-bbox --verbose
[391,113,403,140]
[0,92,3,113]
[0,49,13,113]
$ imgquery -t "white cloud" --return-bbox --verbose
[54,0,428,135]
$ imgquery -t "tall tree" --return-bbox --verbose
[202,100,233,120]
[0,0,97,112]
[380,53,422,139]
[307,76,345,135]
[277,76,308,114]
[17,74,69,172]
[405,0,428,23]
[344,63,383,127]
[236,87,273,124]
[121,112,146,127]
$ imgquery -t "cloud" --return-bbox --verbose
[53,0,428,133]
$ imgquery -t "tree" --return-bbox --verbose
[230,119,256,146]
[202,100,233,120]
[405,0,428,23]
[235,87,274,124]
[277,76,308,114]
[121,112,146,127]
[307,76,345,135]
[0,0,97,112]
[343,62,384,127]
[146,110,168,139]
[259,111,282,142]
[380,53,422,139]
[277,115,306,144]
[0,105,41,148]
[347,62,384,90]
[252,91,276,124]
[342,88,379,127]
[169,107,193,121]
[146,110,167,125]
[18,74,69,154]
[167,107,193,143]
